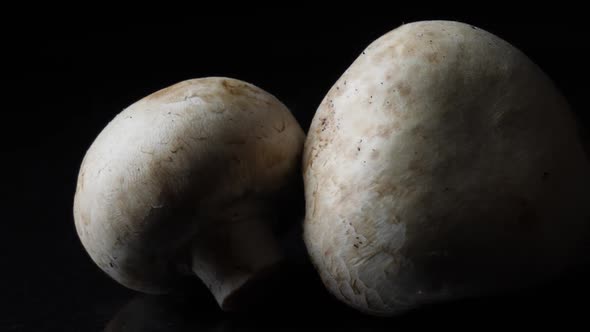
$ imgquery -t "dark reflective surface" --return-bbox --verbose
[103,295,220,332]
[7,255,587,331]
[103,265,590,331]
[9,14,589,331]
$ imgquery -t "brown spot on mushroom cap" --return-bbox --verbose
[373,124,394,138]
[370,149,380,160]
[426,52,439,63]
[221,79,259,96]
[397,83,412,97]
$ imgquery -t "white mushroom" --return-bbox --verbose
[303,21,590,316]
[74,77,305,310]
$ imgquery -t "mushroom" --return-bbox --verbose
[74,77,305,310]
[303,21,590,316]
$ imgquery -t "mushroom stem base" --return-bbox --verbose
[189,217,282,311]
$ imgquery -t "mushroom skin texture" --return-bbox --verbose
[74,77,305,310]
[303,21,590,316]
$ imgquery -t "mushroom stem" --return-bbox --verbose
[189,217,283,310]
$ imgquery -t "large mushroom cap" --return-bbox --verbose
[74,77,305,303]
[303,21,590,315]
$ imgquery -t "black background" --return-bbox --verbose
[6,14,590,331]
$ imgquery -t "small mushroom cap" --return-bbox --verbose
[74,77,304,294]
[303,21,590,315]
